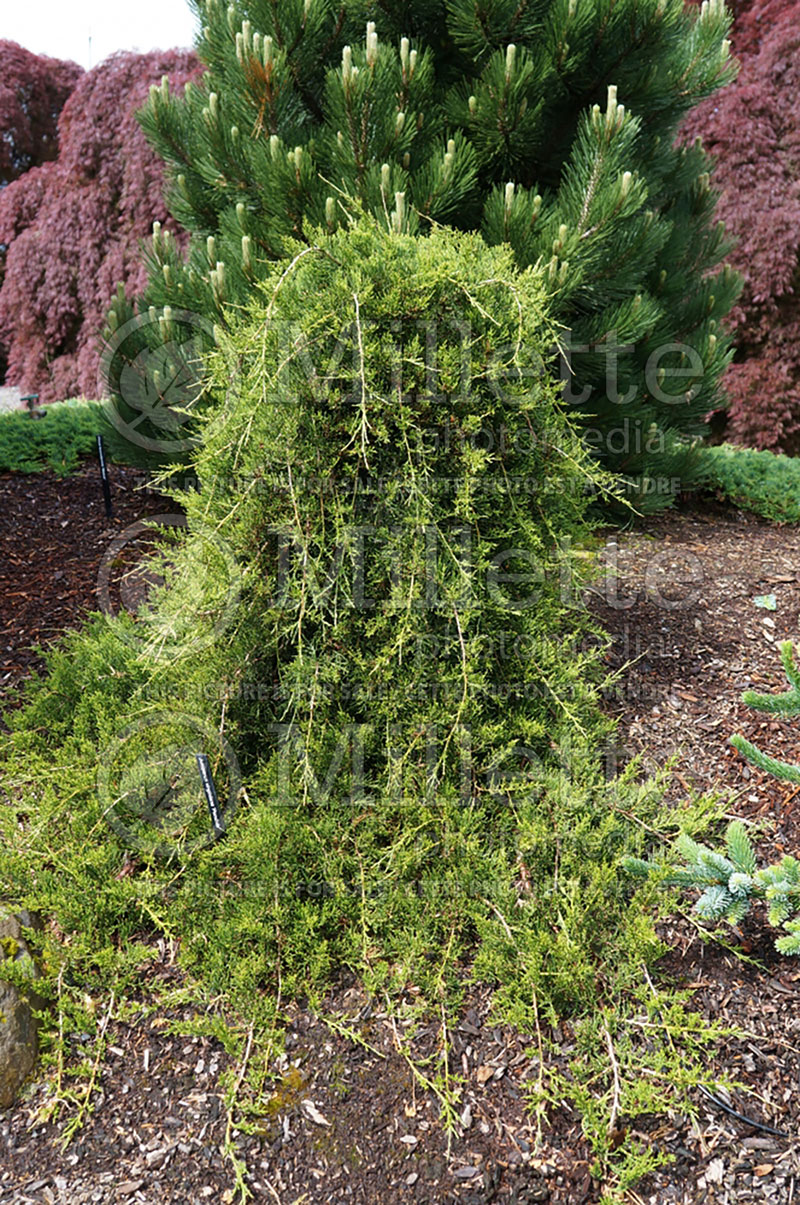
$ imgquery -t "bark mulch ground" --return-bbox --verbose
[2,471,800,1204]
[586,501,800,1203]
[0,464,175,706]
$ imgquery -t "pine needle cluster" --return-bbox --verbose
[105,0,740,507]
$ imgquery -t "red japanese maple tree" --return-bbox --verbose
[683,0,800,452]
[0,42,82,381]
[0,41,82,188]
[0,49,200,401]
[721,0,792,57]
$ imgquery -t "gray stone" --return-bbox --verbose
[0,386,22,414]
[0,908,43,1110]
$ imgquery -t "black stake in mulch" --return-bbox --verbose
[196,753,226,839]
[97,434,113,518]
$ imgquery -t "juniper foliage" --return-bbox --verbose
[2,223,674,1016]
[0,221,728,1189]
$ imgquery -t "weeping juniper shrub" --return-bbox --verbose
[170,229,559,984]
[0,223,726,1187]
[0,221,679,1019]
[122,219,676,1014]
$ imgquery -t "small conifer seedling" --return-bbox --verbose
[625,641,800,955]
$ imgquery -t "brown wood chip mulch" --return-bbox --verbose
[2,470,800,1204]
[0,464,175,706]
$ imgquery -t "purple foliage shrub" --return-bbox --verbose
[0,49,200,400]
[0,41,82,187]
[682,2,800,452]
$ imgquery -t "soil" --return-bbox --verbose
[2,471,800,1204]
[0,464,176,705]
[589,499,800,1203]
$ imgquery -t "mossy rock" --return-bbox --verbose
[0,908,43,1109]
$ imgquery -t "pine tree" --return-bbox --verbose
[105,0,738,508]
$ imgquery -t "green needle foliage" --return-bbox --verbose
[0,223,727,1189]
[626,641,800,955]
[701,443,800,524]
[732,640,800,778]
[0,229,676,1100]
[0,399,146,475]
[625,822,800,956]
[104,0,740,508]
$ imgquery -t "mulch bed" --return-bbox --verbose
[2,470,800,1204]
[0,464,175,707]
[585,501,800,1203]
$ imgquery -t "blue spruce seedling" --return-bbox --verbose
[624,641,800,955]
